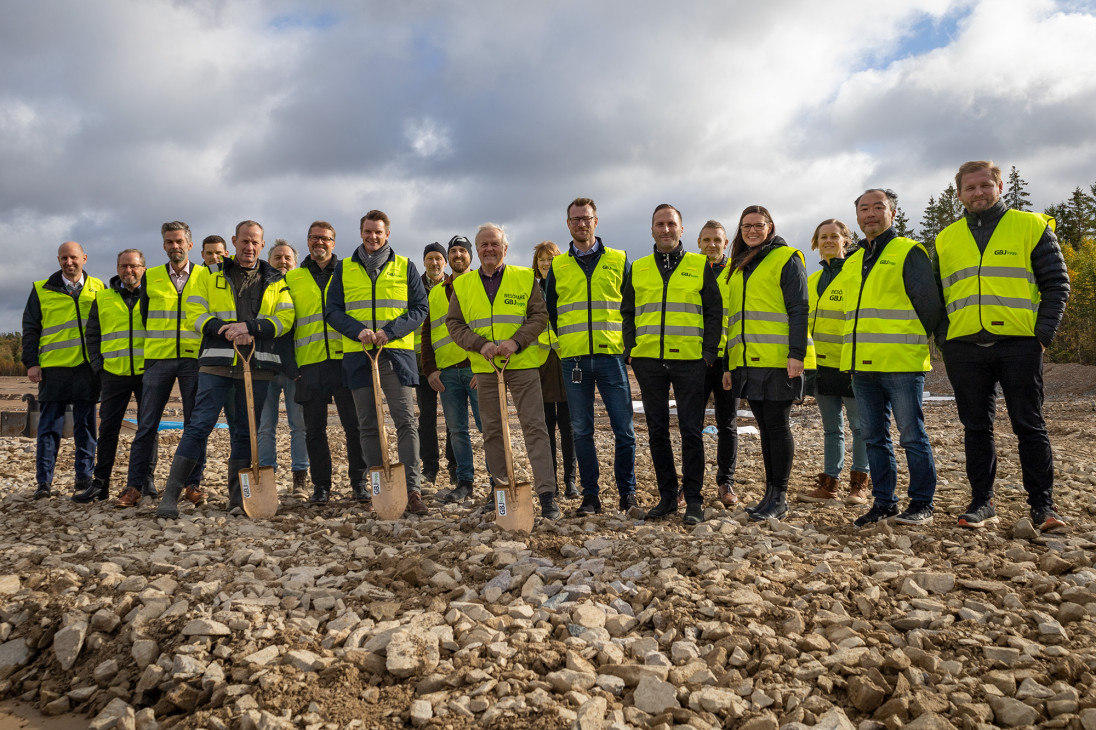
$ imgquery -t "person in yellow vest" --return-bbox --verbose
[623,204,723,525]
[74,249,158,503]
[797,219,871,505]
[118,222,208,509]
[326,210,430,516]
[719,206,809,523]
[532,240,578,500]
[22,241,105,500]
[696,220,739,507]
[446,223,562,520]
[417,241,455,485]
[935,161,1071,532]
[423,235,492,504]
[544,197,638,517]
[155,220,295,518]
[284,221,368,506]
[844,189,944,528]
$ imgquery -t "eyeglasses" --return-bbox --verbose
[308,235,335,243]
[740,223,769,231]
[568,216,595,225]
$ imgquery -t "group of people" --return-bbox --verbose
[21,160,1071,532]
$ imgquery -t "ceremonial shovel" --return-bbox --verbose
[365,346,409,519]
[491,358,535,533]
[236,343,278,519]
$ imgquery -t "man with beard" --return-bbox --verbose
[417,242,454,485]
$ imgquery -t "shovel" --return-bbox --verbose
[491,357,535,533]
[365,346,408,520]
[236,343,279,519]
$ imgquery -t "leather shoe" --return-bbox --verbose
[683,502,704,525]
[577,494,602,515]
[72,478,90,495]
[183,486,206,506]
[33,484,52,500]
[646,493,679,519]
[309,486,330,505]
[72,478,109,503]
[114,486,142,508]
[563,479,580,499]
[443,480,474,503]
[539,492,562,520]
[718,482,739,506]
[406,491,429,515]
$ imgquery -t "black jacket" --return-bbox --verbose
[21,270,101,402]
[86,276,142,375]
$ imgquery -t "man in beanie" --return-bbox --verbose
[417,241,454,484]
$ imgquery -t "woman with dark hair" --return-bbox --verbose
[798,219,871,506]
[533,241,578,498]
[721,205,809,521]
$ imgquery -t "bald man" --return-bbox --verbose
[22,242,106,500]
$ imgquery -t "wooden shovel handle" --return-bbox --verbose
[234,342,260,473]
[364,346,392,475]
[490,356,518,492]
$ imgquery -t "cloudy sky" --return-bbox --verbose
[3,0,1096,331]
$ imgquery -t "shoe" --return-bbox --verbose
[539,492,562,520]
[140,482,159,498]
[114,487,142,508]
[352,479,371,502]
[676,488,686,509]
[309,486,330,505]
[156,456,200,519]
[958,498,998,528]
[406,491,429,516]
[72,478,90,495]
[749,486,788,522]
[577,494,602,516]
[1032,507,1068,533]
[620,492,644,519]
[72,478,109,503]
[854,502,899,528]
[421,471,438,485]
[746,483,774,517]
[646,492,678,519]
[846,471,871,505]
[718,482,739,506]
[443,480,474,503]
[226,460,249,512]
[293,470,310,494]
[683,502,704,525]
[895,501,934,526]
[800,473,839,503]
[563,478,580,499]
[33,484,52,500]
[183,486,207,506]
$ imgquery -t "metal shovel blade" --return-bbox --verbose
[370,462,408,520]
[240,465,278,519]
[495,483,535,533]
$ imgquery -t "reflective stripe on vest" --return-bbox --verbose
[841,237,930,373]
[551,247,626,357]
[630,252,706,360]
[724,247,800,369]
[339,256,414,352]
[428,282,467,370]
[936,210,1051,340]
[452,266,548,373]
[187,265,295,367]
[96,288,145,376]
[808,268,848,368]
[34,277,104,368]
[143,265,201,360]
[286,267,343,366]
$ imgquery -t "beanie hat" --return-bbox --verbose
[447,235,473,258]
[423,242,447,259]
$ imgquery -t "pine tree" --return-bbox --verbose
[1004,166,1032,211]
[893,206,915,239]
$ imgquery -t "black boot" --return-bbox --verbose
[72,478,109,503]
[646,491,678,519]
[352,478,371,502]
[156,456,200,519]
[227,459,250,513]
[745,482,774,517]
[539,492,562,520]
[310,485,331,505]
[563,478,580,499]
[749,485,788,522]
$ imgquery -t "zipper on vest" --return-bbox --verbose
[585,268,594,356]
[659,274,669,360]
[75,291,89,366]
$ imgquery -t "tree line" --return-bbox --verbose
[0,333,25,376]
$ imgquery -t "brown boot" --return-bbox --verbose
[676,488,686,509]
[292,469,309,495]
[114,486,142,509]
[184,485,207,506]
[846,471,871,505]
[406,491,429,516]
[799,473,839,502]
[718,482,739,506]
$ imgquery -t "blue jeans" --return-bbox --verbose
[36,400,96,486]
[128,358,205,489]
[438,367,484,482]
[816,394,868,477]
[561,354,636,497]
[852,371,936,508]
[258,372,309,472]
[175,372,269,464]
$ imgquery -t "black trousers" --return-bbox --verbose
[632,358,707,505]
[298,361,367,492]
[942,338,1054,509]
[543,400,576,485]
[94,372,156,488]
[749,399,794,491]
[702,361,738,485]
[416,379,454,478]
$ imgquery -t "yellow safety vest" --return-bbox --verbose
[725,247,802,369]
[630,251,706,360]
[536,319,561,359]
[936,210,1052,340]
[143,264,201,360]
[339,255,415,353]
[427,282,467,370]
[285,267,343,366]
[808,268,847,368]
[33,277,105,368]
[95,288,145,376]
[452,266,548,373]
[841,237,931,373]
[551,247,626,357]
